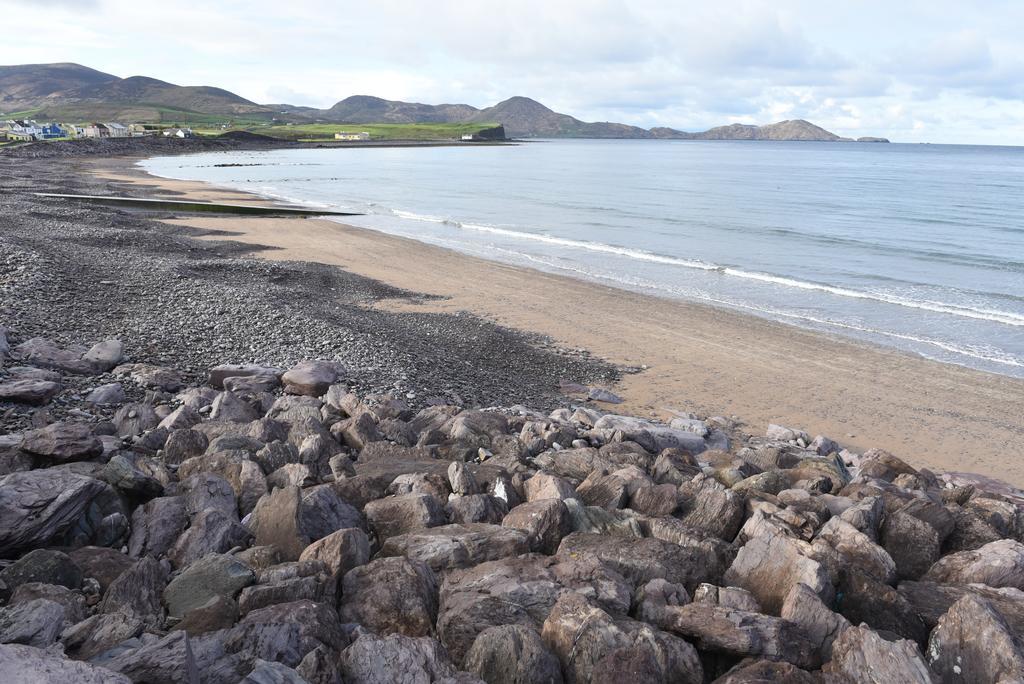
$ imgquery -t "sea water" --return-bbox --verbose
[142,139,1024,378]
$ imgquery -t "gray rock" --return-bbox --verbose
[169,507,254,569]
[378,523,530,573]
[781,582,851,661]
[446,493,508,525]
[541,592,702,684]
[557,532,722,594]
[923,539,1024,590]
[19,423,102,462]
[881,509,941,580]
[298,527,370,580]
[502,499,573,555]
[128,495,188,558]
[67,545,132,593]
[177,594,239,635]
[112,403,160,438]
[0,471,106,556]
[162,428,209,464]
[925,594,1024,683]
[340,633,461,684]
[0,598,67,647]
[0,643,132,682]
[0,549,82,598]
[523,473,576,501]
[562,498,644,538]
[181,473,238,519]
[8,583,86,625]
[99,556,167,630]
[102,452,164,498]
[364,493,447,542]
[650,601,818,669]
[340,556,439,636]
[823,624,932,683]
[677,474,745,541]
[82,339,124,372]
[437,555,632,665]
[464,624,563,684]
[722,529,833,615]
[13,337,93,375]
[0,379,61,406]
[282,360,343,397]
[163,553,255,618]
[61,612,145,660]
[838,570,928,644]
[210,363,283,390]
[211,390,260,423]
[692,584,760,612]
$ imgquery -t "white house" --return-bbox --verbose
[163,128,195,138]
[334,131,370,141]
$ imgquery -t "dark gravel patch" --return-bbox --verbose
[0,142,618,429]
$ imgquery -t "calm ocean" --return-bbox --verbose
[141,140,1024,378]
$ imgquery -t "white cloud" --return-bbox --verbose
[1,0,1022,143]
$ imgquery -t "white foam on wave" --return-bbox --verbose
[487,248,1024,370]
[382,208,1024,328]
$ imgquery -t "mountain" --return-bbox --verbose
[0,62,278,121]
[0,63,889,142]
[322,95,478,124]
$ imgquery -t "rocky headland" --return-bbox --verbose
[1,140,1023,682]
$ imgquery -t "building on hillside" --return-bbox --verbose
[105,123,130,138]
[128,123,150,137]
[163,127,195,138]
[334,131,370,141]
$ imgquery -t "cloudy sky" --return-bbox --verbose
[4,0,1023,144]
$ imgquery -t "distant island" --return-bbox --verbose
[0,62,888,142]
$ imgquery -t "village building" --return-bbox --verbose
[83,123,110,138]
[334,131,371,141]
[162,127,195,138]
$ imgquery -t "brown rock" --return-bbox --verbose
[19,422,102,462]
[465,624,564,684]
[923,539,1024,590]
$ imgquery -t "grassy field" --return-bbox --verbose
[215,121,502,142]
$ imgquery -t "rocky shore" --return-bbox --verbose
[2,331,1024,683]
[3,139,1024,682]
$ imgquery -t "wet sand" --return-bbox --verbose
[95,158,1024,486]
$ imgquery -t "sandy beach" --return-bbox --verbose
[95,158,1024,486]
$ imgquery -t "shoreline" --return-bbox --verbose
[93,153,1024,486]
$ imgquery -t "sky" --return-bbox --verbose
[3,0,1023,144]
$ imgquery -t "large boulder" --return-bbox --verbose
[592,415,707,454]
[128,495,188,558]
[0,379,61,406]
[925,594,1024,683]
[0,598,67,647]
[298,527,370,579]
[464,624,563,684]
[168,507,254,569]
[897,580,1024,634]
[502,499,573,555]
[163,553,255,618]
[339,633,464,684]
[822,625,932,683]
[0,471,108,557]
[438,555,632,665]
[923,539,1024,590]
[676,475,745,541]
[99,556,168,630]
[0,643,132,683]
[364,493,447,543]
[0,549,82,598]
[247,485,360,561]
[837,570,928,644]
[378,524,530,573]
[541,592,702,684]
[780,582,850,661]
[339,556,439,637]
[812,517,896,585]
[282,361,343,397]
[649,602,818,669]
[722,530,833,615]
[558,532,722,593]
[224,599,345,669]
[19,423,102,462]
[880,509,941,580]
